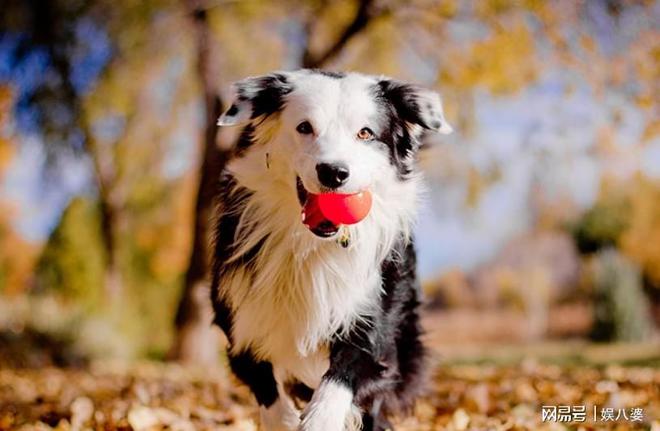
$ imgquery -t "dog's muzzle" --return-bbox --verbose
[297,177,340,238]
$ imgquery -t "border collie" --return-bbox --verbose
[211,69,452,431]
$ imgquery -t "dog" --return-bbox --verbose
[211,69,452,431]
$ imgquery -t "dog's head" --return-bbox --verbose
[218,70,452,239]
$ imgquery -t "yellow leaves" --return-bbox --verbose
[306,0,358,57]
[132,176,195,283]
[2,353,660,430]
[465,165,502,207]
[522,0,547,14]
[210,4,285,80]
[440,21,538,95]
[622,29,658,112]
[476,0,517,17]
[579,35,597,55]
[635,93,656,110]
[0,87,39,294]
[465,166,485,208]
[433,0,459,20]
[0,140,13,174]
[0,204,41,295]
[640,119,660,142]
[343,17,402,77]
[0,85,15,174]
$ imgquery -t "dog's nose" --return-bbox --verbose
[316,162,350,189]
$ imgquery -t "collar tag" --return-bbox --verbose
[337,227,351,248]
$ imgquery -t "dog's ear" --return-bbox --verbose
[218,72,293,126]
[378,79,453,135]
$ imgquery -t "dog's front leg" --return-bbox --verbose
[299,338,382,431]
[261,394,301,431]
[299,377,360,431]
[228,351,300,430]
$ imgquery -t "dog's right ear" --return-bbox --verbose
[218,72,293,127]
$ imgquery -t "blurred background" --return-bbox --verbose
[0,0,658,368]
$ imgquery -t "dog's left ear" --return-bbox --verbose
[218,72,293,126]
[378,80,453,134]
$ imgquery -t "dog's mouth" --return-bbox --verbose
[297,177,340,238]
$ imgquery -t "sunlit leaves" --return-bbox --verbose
[440,20,538,95]
[208,2,286,80]
[0,86,15,174]
[0,86,39,295]
[303,0,361,64]
[0,207,40,296]
[36,198,106,307]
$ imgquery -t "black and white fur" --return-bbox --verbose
[211,70,451,431]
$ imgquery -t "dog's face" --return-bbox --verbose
[219,70,451,238]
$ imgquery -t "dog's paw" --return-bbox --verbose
[298,380,361,431]
[260,397,300,431]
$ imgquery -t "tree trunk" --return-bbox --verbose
[93,148,123,297]
[170,0,230,365]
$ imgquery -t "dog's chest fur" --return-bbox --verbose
[219,191,383,384]
[217,154,419,386]
[223,238,382,386]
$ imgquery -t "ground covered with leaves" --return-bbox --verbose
[1,359,658,431]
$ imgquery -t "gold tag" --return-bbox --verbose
[338,227,350,248]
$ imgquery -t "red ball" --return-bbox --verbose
[316,191,373,225]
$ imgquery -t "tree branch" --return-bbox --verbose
[302,0,388,69]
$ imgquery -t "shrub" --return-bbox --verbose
[590,249,652,342]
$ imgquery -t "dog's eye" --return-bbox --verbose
[296,121,314,135]
[357,127,374,141]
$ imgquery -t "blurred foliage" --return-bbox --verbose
[590,248,652,342]
[0,208,39,295]
[0,86,40,295]
[0,86,15,171]
[620,176,660,288]
[571,189,630,254]
[572,175,660,290]
[32,185,191,357]
[35,198,105,307]
[440,20,538,95]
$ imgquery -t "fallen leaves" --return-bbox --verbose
[0,360,658,430]
[390,360,659,430]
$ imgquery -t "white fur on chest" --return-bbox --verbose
[221,214,384,384]
[218,146,420,386]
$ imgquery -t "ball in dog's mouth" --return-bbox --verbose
[296,176,372,238]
